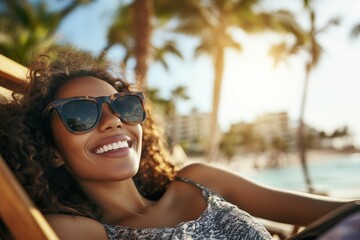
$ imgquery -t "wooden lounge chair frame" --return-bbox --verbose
[0,155,59,240]
[0,54,59,240]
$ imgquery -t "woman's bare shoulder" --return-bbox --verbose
[177,162,216,179]
[45,214,108,240]
[178,161,241,178]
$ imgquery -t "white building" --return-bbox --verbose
[254,112,292,148]
[172,109,213,154]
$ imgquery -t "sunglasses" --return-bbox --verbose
[43,92,146,134]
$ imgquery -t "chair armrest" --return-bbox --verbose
[0,154,59,240]
[287,200,360,240]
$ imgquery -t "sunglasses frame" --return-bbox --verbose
[43,91,146,134]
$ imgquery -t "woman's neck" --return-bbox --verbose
[78,178,154,224]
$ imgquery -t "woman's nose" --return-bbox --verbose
[97,104,123,131]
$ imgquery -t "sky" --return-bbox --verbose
[55,0,360,146]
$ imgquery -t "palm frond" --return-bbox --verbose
[269,42,289,67]
[350,23,360,38]
[316,17,341,35]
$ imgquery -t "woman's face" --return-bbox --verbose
[50,76,143,182]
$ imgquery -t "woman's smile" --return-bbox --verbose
[94,140,129,154]
[92,134,135,158]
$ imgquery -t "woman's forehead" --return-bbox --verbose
[55,76,117,99]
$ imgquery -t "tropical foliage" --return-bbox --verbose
[269,0,340,192]
[0,0,93,65]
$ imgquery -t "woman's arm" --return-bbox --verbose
[45,214,108,240]
[178,163,350,226]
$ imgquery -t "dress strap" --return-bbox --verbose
[174,176,225,204]
[174,176,208,192]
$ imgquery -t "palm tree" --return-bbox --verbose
[99,3,133,66]
[145,85,189,117]
[0,0,93,65]
[144,85,189,151]
[269,1,340,192]
[133,0,153,88]
[162,0,304,161]
[170,86,190,115]
[102,1,183,88]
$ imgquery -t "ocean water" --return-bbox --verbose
[241,153,360,199]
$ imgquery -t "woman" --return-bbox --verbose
[0,49,352,240]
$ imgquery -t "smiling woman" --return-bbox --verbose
[0,48,178,238]
[0,48,357,240]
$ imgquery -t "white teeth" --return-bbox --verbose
[95,141,129,154]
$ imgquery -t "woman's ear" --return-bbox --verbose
[53,151,65,167]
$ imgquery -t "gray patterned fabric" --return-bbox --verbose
[104,177,272,239]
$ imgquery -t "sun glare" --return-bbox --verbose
[219,33,304,131]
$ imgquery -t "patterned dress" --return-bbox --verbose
[104,177,272,240]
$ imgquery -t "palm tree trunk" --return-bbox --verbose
[208,46,224,161]
[133,0,153,89]
[298,65,314,192]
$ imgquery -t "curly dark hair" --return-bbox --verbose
[0,49,178,237]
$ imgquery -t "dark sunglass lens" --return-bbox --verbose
[113,95,144,124]
[62,100,98,132]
